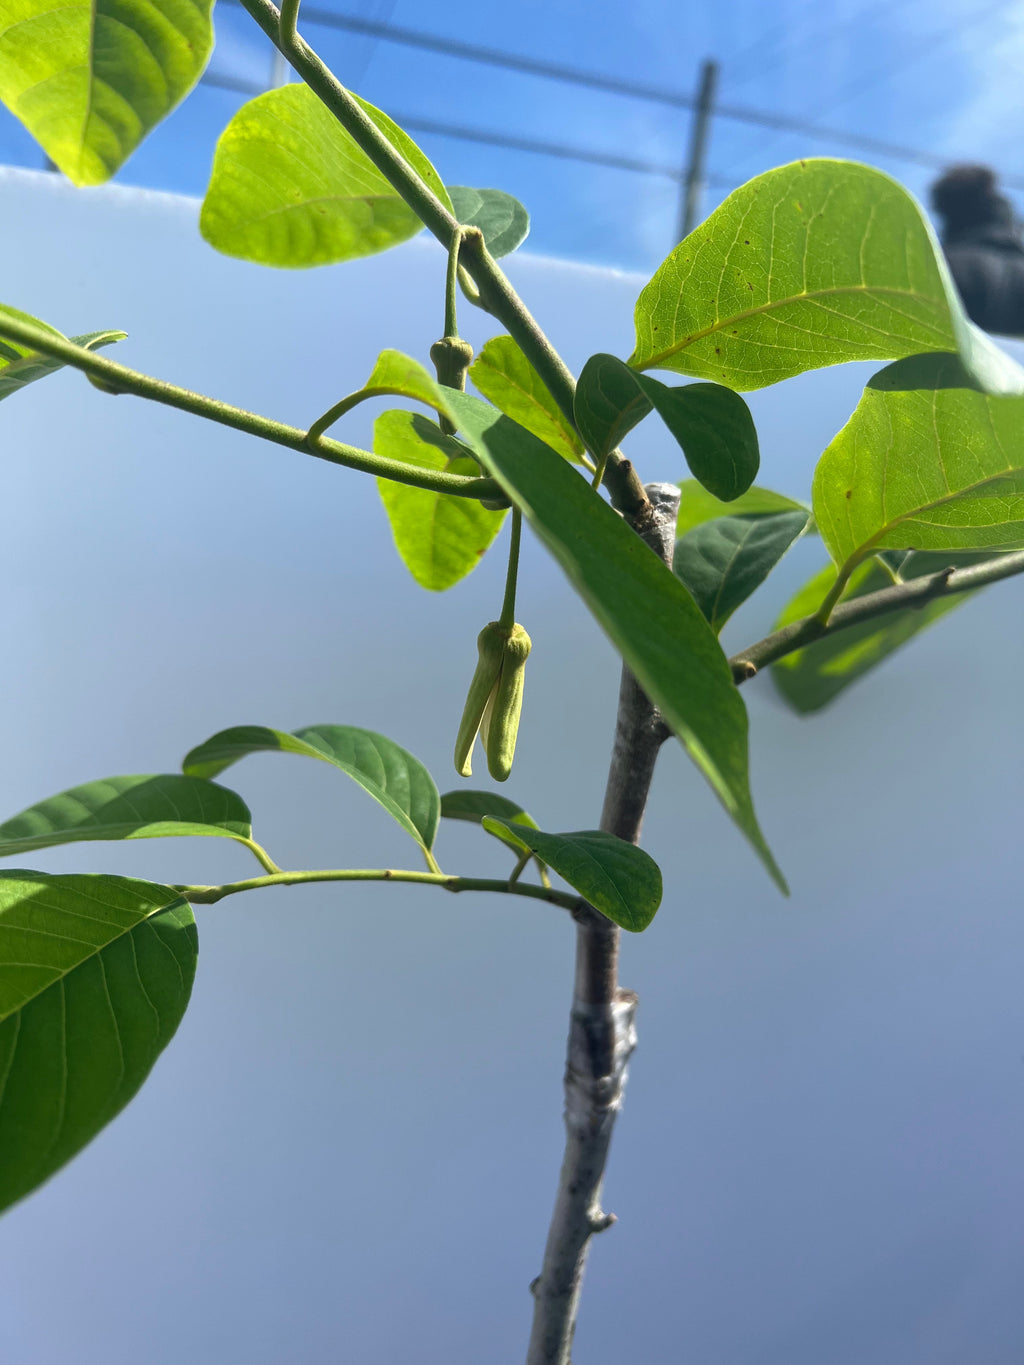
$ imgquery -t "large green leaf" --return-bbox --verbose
[677,478,809,536]
[482,819,662,932]
[200,85,454,267]
[440,388,785,891]
[182,724,440,853]
[0,306,124,401]
[375,411,507,591]
[674,509,810,632]
[574,353,759,499]
[448,187,529,259]
[0,871,196,1212]
[0,774,252,858]
[0,0,213,185]
[470,336,586,465]
[771,553,985,713]
[814,352,1024,580]
[630,160,967,390]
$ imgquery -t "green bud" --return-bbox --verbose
[453,621,532,780]
[430,336,475,391]
[481,623,531,782]
[454,621,507,777]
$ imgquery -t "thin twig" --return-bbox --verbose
[0,313,501,501]
[175,866,584,912]
[729,549,1024,683]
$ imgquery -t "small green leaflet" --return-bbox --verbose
[183,724,440,854]
[676,479,809,536]
[771,552,987,713]
[575,353,760,500]
[630,160,963,390]
[200,86,453,267]
[0,774,252,858]
[439,788,543,868]
[482,820,662,932]
[448,188,530,258]
[0,0,214,185]
[573,351,653,461]
[375,411,507,591]
[0,306,124,401]
[814,352,1024,579]
[357,349,448,416]
[470,336,586,465]
[674,509,810,632]
[0,872,197,1213]
[440,788,538,830]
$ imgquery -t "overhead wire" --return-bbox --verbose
[213,0,1024,188]
[198,70,735,186]
[723,0,1019,183]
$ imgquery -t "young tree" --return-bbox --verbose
[1,4,1023,1360]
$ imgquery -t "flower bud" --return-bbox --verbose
[453,621,532,780]
[481,623,531,781]
[430,336,475,391]
[454,621,508,778]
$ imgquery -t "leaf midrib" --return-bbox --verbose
[639,284,950,371]
[0,886,184,1026]
[840,465,1024,573]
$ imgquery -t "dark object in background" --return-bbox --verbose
[930,164,1024,336]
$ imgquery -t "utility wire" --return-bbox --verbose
[199,70,735,186]
[727,0,928,89]
[215,0,1024,186]
[725,0,1018,183]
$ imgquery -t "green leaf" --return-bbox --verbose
[674,510,810,632]
[482,820,662,932]
[771,553,984,713]
[573,351,654,461]
[439,788,541,864]
[0,774,253,858]
[0,306,124,401]
[630,159,967,390]
[439,388,786,892]
[200,85,454,267]
[677,478,809,536]
[375,411,507,591]
[0,0,213,185]
[0,871,196,1213]
[470,336,586,465]
[440,789,538,829]
[814,352,1024,580]
[449,187,529,258]
[575,353,759,499]
[182,724,440,853]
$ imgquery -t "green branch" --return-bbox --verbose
[729,549,1024,683]
[0,313,501,501]
[499,508,523,629]
[175,866,584,912]
[236,0,639,503]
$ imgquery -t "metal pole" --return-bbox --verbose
[678,59,719,241]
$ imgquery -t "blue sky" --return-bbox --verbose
[2,0,1022,270]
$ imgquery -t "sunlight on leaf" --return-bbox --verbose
[0,0,214,184]
[0,872,196,1213]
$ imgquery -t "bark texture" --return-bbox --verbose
[526,483,680,1365]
